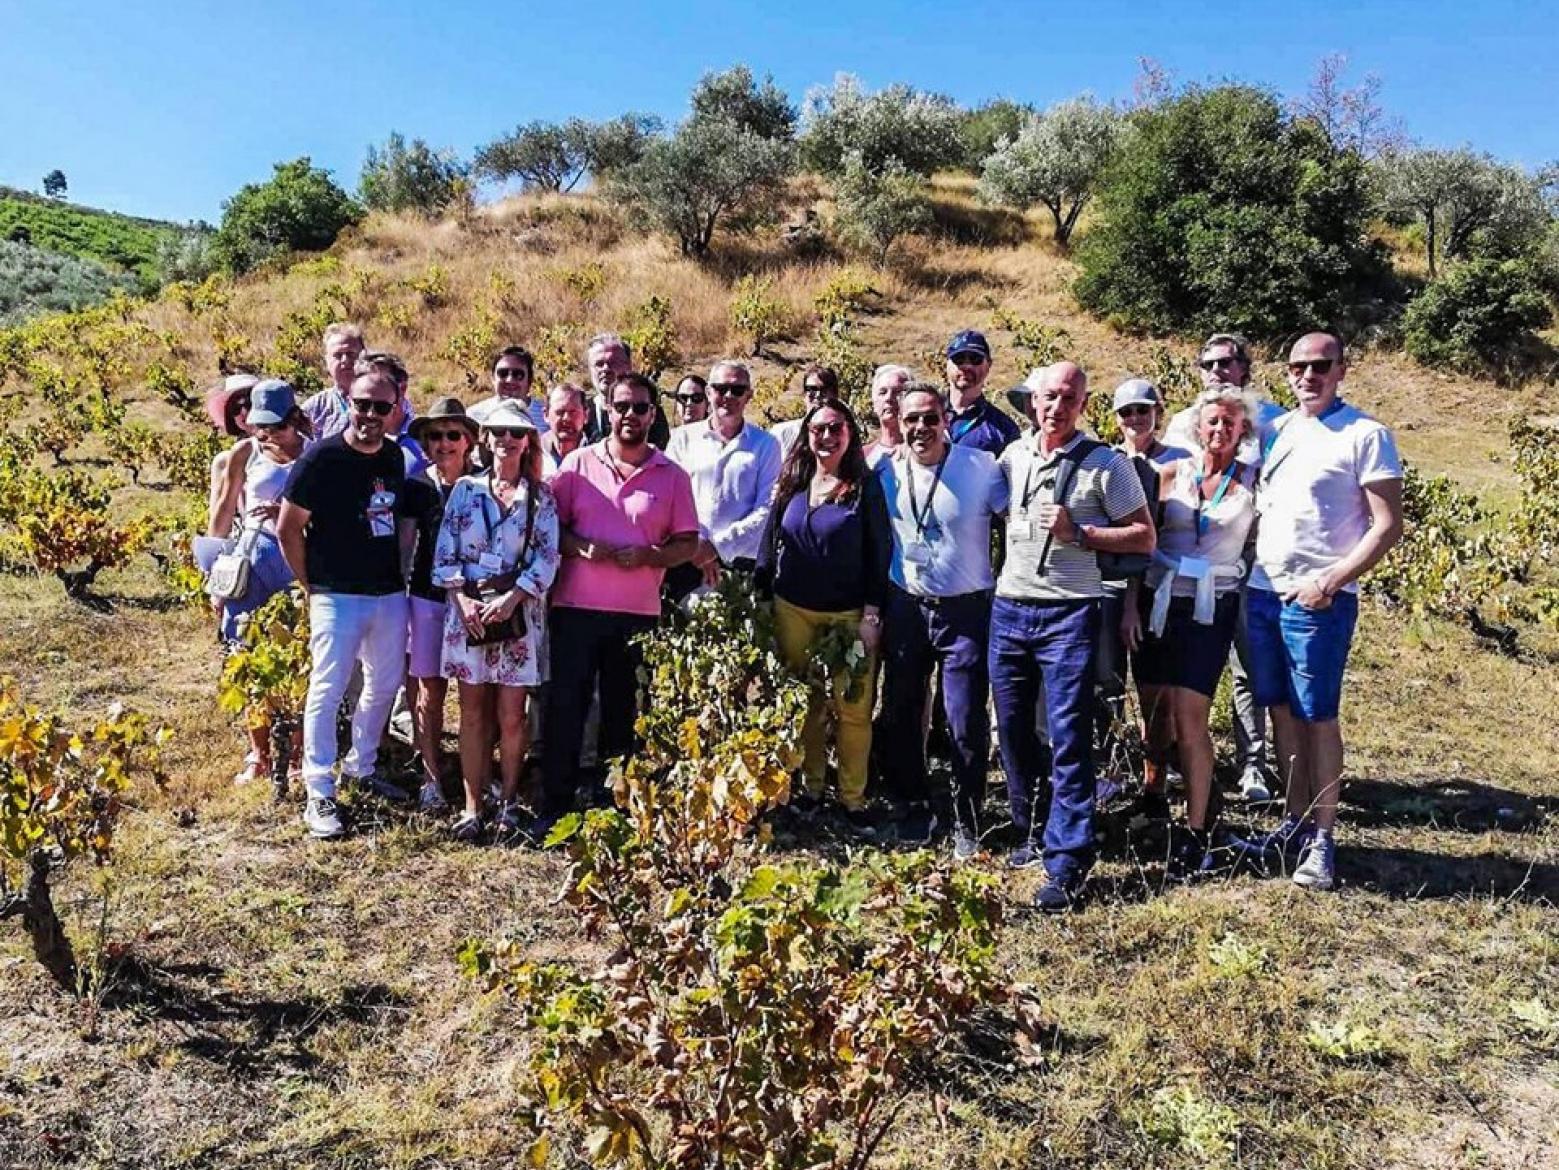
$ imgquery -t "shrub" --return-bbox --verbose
[1073,85,1388,339]
[728,275,792,355]
[0,681,169,991]
[800,74,964,177]
[358,132,469,215]
[813,269,881,331]
[688,65,796,142]
[1401,258,1552,376]
[211,158,363,275]
[154,228,219,284]
[0,239,135,326]
[217,590,311,739]
[832,152,933,266]
[620,295,679,380]
[958,99,1032,170]
[0,465,158,597]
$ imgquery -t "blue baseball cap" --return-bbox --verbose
[945,329,991,361]
[247,379,297,426]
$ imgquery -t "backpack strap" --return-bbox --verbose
[1036,438,1105,573]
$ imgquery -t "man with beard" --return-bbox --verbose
[943,329,1020,457]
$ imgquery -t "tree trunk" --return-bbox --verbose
[1425,210,1437,280]
[0,851,78,991]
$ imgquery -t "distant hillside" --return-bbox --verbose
[0,185,195,291]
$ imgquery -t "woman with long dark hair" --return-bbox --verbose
[756,397,891,834]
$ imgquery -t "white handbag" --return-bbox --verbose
[206,523,262,601]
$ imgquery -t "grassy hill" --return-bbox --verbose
[0,184,191,290]
[0,183,1554,1169]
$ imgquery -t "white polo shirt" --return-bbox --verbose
[664,418,783,563]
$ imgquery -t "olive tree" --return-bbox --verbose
[359,131,469,215]
[474,113,662,192]
[800,74,964,177]
[978,94,1126,247]
[833,152,932,265]
[1379,148,1552,277]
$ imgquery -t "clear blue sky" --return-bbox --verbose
[2,0,1555,224]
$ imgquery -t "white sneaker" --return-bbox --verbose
[1292,830,1336,891]
[1238,768,1273,803]
[419,781,450,815]
[303,797,345,839]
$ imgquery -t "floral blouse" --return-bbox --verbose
[431,473,560,600]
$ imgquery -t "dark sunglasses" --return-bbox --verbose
[494,367,530,381]
[1117,404,1155,418]
[677,393,708,406]
[950,353,987,367]
[803,383,829,396]
[351,398,394,416]
[611,400,653,416]
[902,411,942,426]
[1198,356,1239,371]
[709,381,750,397]
[424,428,469,442]
[808,420,846,438]
[1288,358,1335,375]
[486,426,530,439]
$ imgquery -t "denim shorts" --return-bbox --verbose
[1245,587,1358,722]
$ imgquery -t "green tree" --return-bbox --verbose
[978,94,1126,247]
[41,170,67,200]
[800,73,964,176]
[959,99,1032,169]
[474,114,661,192]
[1402,258,1552,376]
[833,152,933,265]
[211,158,362,274]
[688,64,796,141]
[358,131,469,215]
[1073,85,1387,339]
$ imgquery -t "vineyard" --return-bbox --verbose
[0,187,1556,1168]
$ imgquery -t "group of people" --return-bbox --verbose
[200,319,1403,911]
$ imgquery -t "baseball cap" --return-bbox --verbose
[1112,379,1160,412]
[945,329,991,361]
[247,379,297,427]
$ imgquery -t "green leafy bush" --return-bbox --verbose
[1401,258,1552,377]
[0,240,135,326]
[800,75,964,177]
[832,152,933,265]
[358,132,470,216]
[728,275,792,355]
[211,158,363,275]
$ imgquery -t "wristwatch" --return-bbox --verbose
[1070,526,1090,550]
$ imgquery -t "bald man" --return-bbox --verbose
[1239,331,1403,892]
[993,361,1155,911]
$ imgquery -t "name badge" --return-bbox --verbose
[367,489,396,538]
[1015,519,1038,542]
[479,551,504,573]
[1177,555,1211,581]
[903,540,934,567]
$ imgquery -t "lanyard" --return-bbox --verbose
[1260,397,1345,488]
[1192,460,1238,544]
[905,449,948,538]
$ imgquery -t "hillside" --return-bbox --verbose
[0,185,192,291]
[0,184,1555,1170]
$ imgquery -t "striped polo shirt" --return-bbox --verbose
[997,432,1149,602]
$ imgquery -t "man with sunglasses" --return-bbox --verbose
[665,360,783,593]
[1241,332,1403,891]
[875,382,1009,857]
[768,365,839,458]
[992,363,1155,911]
[278,370,418,840]
[582,334,671,448]
[469,345,549,435]
[944,330,1020,458]
[544,372,699,826]
[671,374,710,427]
[301,322,367,440]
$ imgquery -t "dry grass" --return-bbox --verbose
[1,190,1555,1169]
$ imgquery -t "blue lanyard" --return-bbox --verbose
[1192,461,1238,544]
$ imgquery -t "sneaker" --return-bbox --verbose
[895,805,940,847]
[1167,827,1216,883]
[419,781,450,815]
[387,708,415,747]
[1094,776,1127,809]
[303,797,345,840]
[1292,830,1336,891]
[1165,764,1186,793]
[347,771,415,804]
[1034,871,1082,913]
[493,801,525,839]
[451,810,483,842]
[788,790,823,823]
[1007,840,1044,870]
[841,807,879,839]
[951,822,980,862]
[1233,814,1312,873]
[1237,768,1273,803]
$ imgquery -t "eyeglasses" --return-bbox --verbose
[901,411,942,426]
[808,420,846,438]
[1288,359,1335,375]
[677,393,707,406]
[1117,404,1155,418]
[803,383,828,396]
[424,428,468,442]
[486,426,530,439]
[611,400,653,416]
[495,367,530,381]
[351,398,394,416]
[1198,356,1239,371]
[950,353,987,368]
[709,382,750,397]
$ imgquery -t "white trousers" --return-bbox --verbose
[303,592,409,799]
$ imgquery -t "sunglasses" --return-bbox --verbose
[803,383,828,396]
[808,420,846,438]
[709,382,750,397]
[1288,359,1335,375]
[486,426,530,439]
[611,400,653,416]
[950,353,987,367]
[677,393,708,406]
[902,411,942,426]
[424,428,469,442]
[351,398,394,416]
[495,367,530,381]
[1117,404,1155,418]
[1198,356,1239,371]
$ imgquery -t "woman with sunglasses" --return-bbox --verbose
[1122,386,1257,879]
[432,401,560,841]
[756,397,891,835]
[206,378,311,784]
[205,373,260,533]
[671,374,710,427]
[403,397,479,813]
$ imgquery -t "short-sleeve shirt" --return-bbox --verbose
[997,433,1150,602]
[875,444,1009,598]
[282,435,409,596]
[1251,400,1403,595]
[549,441,699,616]
[947,395,1021,458]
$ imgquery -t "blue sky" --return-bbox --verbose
[2,0,1555,223]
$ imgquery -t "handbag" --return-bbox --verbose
[206,523,262,601]
[463,484,537,647]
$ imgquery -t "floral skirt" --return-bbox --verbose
[440,592,549,687]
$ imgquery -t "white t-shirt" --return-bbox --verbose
[768,417,804,460]
[1251,400,1402,594]
[876,444,1009,598]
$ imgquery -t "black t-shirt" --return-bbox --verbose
[283,435,409,595]
[406,476,451,603]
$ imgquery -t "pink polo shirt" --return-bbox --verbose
[551,440,699,616]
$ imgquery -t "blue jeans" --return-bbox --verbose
[989,596,1099,880]
[877,586,992,828]
[541,607,656,815]
[1245,587,1358,722]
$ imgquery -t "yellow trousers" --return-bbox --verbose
[773,598,877,810]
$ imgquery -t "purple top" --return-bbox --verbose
[756,473,891,614]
